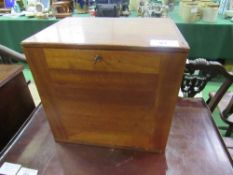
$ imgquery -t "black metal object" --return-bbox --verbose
[95,0,129,17]
[96,4,120,17]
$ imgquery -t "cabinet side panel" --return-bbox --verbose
[23,47,68,141]
[152,52,187,151]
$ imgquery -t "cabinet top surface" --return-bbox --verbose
[22,17,189,51]
[0,65,23,87]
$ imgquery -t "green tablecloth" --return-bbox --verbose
[169,7,233,60]
[1,6,233,60]
[0,17,57,52]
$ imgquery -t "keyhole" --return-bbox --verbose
[94,55,103,64]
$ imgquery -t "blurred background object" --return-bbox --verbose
[52,0,73,18]
[95,0,130,17]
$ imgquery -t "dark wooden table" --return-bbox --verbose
[0,65,35,153]
[0,98,232,175]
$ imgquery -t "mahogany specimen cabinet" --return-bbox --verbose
[22,17,189,152]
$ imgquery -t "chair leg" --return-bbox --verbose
[225,125,233,137]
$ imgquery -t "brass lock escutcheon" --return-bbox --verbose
[94,55,103,64]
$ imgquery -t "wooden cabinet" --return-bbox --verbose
[22,18,189,152]
[0,65,35,152]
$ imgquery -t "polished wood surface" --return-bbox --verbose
[22,17,189,51]
[210,92,233,160]
[23,18,189,152]
[0,65,23,87]
[0,98,232,175]
[0,65,35,152]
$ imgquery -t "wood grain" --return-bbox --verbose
[44,49,160,74]
[22,18,189,152]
